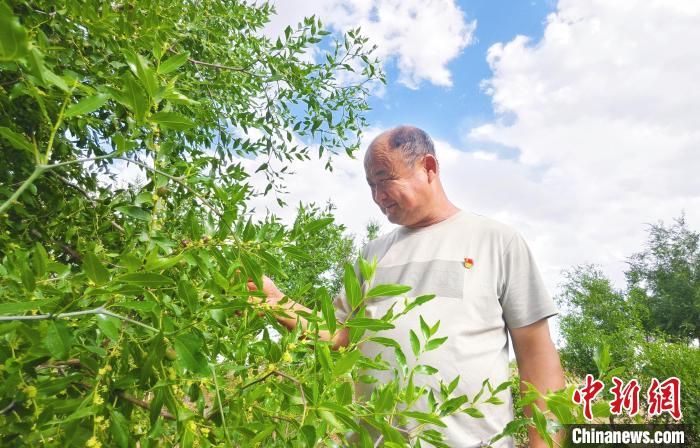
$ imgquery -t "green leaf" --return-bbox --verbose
[402,294,436,315]
[593,343,611,376]
[420,315,430,340]
[319,287,336,335]
[240,252,262,289]
[116,273,175,287]
[0,127,34,154]
[345,317,394,331]
[365,284,412,299]
[174,332,208,375]
[425,336,448,351]
[122,73,148,124]
[44,320,73,360]
[303,217,334,234]
[464,407,485,419]
[123,50,158,98]
[440,395,469,415]
[409,330,420,357]
[0,2,29,61]
[65,94,110,118]
[343,262,362,310]
[116,205,151,221]
[402,411,446,428]
[332,349,361,377]
[96,314,121,342]
[152,111,195,130]
[249,424,276,444]
[0,298,54,314]
[109,408,130,448]
[158,51,190,74]
[83,251,111,285]
[33,243,48,278]
[413,364,438,375]
[177,280,199,313]
[42,68,70,92]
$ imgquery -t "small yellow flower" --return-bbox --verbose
[86,436,102,448]
[94,416,105,424]
[281,352,293,363]
[266,363,276,372]
[97,365,112,375]
[288,342,297,350]
[93,394,104,405]
[201,427,210,436]
[187,420,197,432]
[24,385,37,398]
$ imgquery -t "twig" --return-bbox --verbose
[29,228,82,262]
[48,172,125,232]
[0,306,159,333]
[116,390,175,420]
[210,365,233,445]
[0,400,16,415]
[273,370,308,424]
[166,48,249,72]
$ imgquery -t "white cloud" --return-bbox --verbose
[467,0,700,290]
[267,0,476,89]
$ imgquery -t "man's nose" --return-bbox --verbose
[373,187,387,205]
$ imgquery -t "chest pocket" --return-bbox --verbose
[372,259,465,299]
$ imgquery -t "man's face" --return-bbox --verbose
[364,147,429,226]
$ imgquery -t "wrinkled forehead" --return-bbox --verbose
[364,143,402,178]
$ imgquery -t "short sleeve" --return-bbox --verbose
[499,232,558,328]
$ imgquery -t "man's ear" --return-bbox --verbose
[424,154,439,181]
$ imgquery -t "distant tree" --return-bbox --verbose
[274,202,355,305]
[626,215,700,343]
[556,265,645,376]
[363,219,382,245]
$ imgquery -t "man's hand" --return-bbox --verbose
[510,318,565,448]
[244,274,349,350]
[246,275,285,305]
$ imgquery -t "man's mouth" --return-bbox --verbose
[384,204,397,212]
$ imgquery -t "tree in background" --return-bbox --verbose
[626,215,700,343]
[556,216,700,429]
[274,202,356,305]
[556,265,645,377]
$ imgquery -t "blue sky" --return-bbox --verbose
[367,0,555,149]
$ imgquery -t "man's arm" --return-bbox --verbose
[510,318,565,448]
[247,276,349,349]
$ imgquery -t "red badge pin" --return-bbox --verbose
[464,257,474,269]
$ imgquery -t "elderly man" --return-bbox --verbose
[249,126,565,447]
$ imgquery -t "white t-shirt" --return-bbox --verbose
[335,210,558,447]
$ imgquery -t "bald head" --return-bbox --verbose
[366,125,436,168]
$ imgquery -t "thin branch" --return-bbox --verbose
[210,365,233,445]
[0,306,159,333]
[30,228,82,262]
[167,48,249,73]
[116,390,175,420]
[273,370,308,424]
[0,400,16,415]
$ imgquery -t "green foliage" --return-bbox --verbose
[274,202,356,305]
[638,339,700,430]
[556,216,700,433]
[556,265,645,376]
[0,1,518,446]
[626,215,700,342]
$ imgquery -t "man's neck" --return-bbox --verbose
[406,201,461,228]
